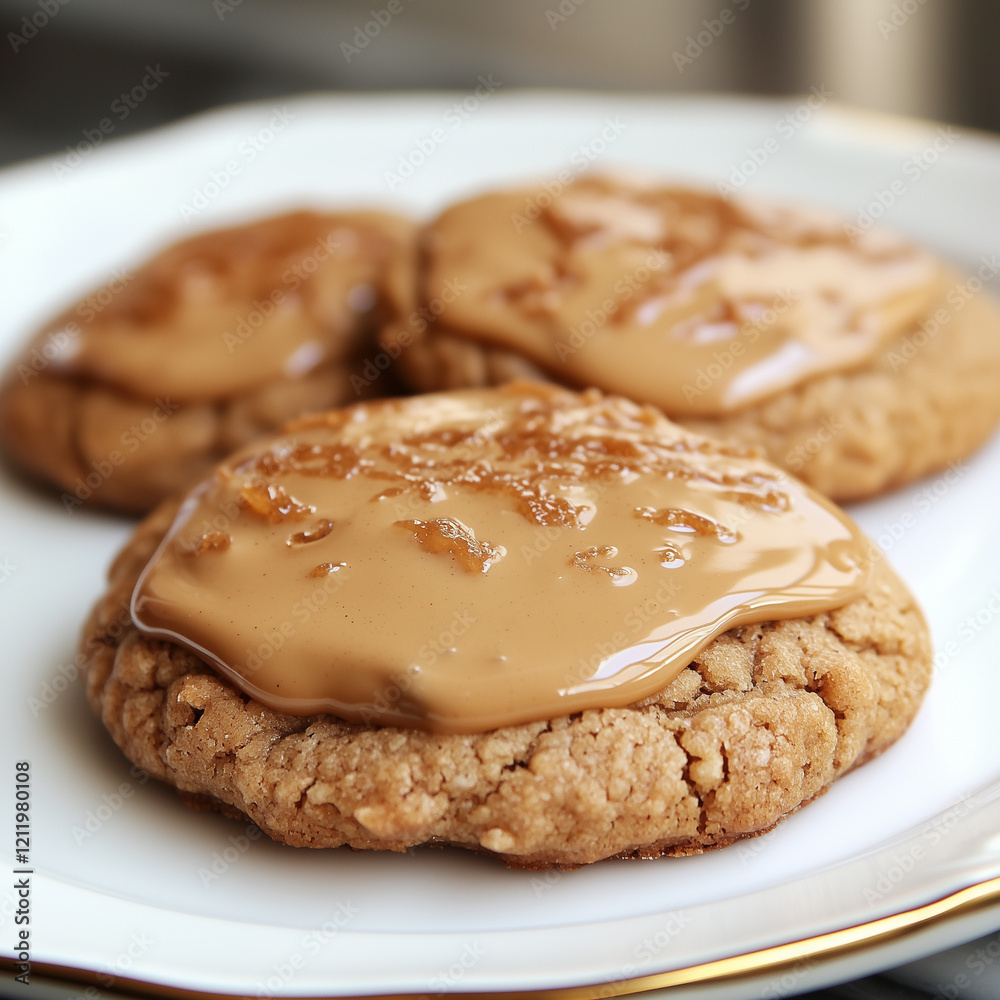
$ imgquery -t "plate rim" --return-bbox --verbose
[5,89,1000,997]
[5,874,1000,999]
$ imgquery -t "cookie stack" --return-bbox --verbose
[6,176,998,867]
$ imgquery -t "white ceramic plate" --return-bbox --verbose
[2,94,1000,1000]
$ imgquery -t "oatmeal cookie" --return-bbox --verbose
[79,385,932,867]
[0,210,413,513]
[381,176,1000,501]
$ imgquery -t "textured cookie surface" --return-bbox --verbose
[0,210,412,513]
[382,177,1000,501]
[82,500,932,869]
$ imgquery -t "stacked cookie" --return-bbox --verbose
[6,176,997,867]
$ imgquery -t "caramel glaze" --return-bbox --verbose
[408,177,943,415]
[131,383,872,734]
[40,210,412,402]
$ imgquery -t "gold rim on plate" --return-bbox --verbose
[4,874,1000,999]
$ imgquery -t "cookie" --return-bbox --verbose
[381,175,1000,501]
[80,384,932,867]
[0,210,413,513]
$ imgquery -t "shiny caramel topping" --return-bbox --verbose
[192,531,231,554]
[395,518,506,574]
[417,177,944,415]
[131,383,872,733]
[40,210,411,402]
[635,506,737,544]
[310,560,347,578]
[570,546,637,586]
[240,482,315,523]
[289,519,334,546]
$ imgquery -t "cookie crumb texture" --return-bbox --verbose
[83,502,931,868]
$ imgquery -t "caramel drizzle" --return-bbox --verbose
[396,518,506,574]
[258,399,790,532]
[91,212,374,325]
[500,178,920,328]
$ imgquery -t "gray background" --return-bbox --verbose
[1,0,999,169]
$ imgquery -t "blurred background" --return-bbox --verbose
[2,0,1000,169]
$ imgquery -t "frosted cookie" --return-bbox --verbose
[381,176,1000,500]
[0,210,413,513]
[80,383,931,868]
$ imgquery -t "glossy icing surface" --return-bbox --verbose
[132,384,872,732]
